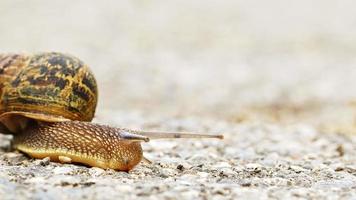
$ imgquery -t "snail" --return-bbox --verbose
[0,52,223,171]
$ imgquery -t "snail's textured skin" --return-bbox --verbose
[14,121,143,171]
[0,53,98,129]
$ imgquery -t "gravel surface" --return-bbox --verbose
[1,1,356,199]
[1,117,355,199]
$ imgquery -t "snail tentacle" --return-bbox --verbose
[118,130,150,142]
[132,130,224,140]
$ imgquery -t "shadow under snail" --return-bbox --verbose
[0,52,223,171]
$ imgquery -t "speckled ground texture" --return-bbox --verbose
[1,1,356,200]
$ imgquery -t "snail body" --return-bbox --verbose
[14,121,145,171]
[0,52,222,171]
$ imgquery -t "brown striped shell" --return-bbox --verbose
[0,52,98,133]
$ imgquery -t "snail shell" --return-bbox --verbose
[0,52,97,132]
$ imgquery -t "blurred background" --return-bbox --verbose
[0,0,355,133]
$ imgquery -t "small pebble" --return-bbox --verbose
[4,152,21,159]
[177,164,185,171]
[176,162,192,171]
[53,167,74,175]
[331,163,345,172]
[245,163,263,173]
[50,176,80,187]
[290,165,306,173]
[212,187,230,195]
[34,157,50,166]
[160,168,176,178]
[89,167,105,176]
[335,144,344,157]
[219,168,236,177]
[240,180,252,187]
[234,166,244,172]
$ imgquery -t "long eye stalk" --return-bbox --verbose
[133,130,224,140]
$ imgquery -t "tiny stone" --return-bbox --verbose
[212,187,230,195]
[240,180,252,187]
[183,163,193,169]
[219,168,236,177]
[160,168,176,178]
[50,176,80,187]
[81,182,95,187]
[345,165,356,173]
[233,166,244,172]
[89,167,105,176]
[20,160,31,166]
[53,167,74,175]
[34,157,50,166]
[336,144,344,157]
[332,163,345,171]
[177,164,184,171]
[4,152,21,159]
[246,163,262,173]
[290,165,306,173]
